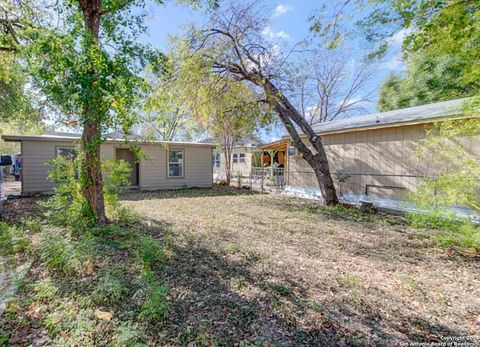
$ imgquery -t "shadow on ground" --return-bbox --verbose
[120,185,262,201]
[143,218,468,346]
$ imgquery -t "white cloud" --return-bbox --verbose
[381,52,405,71]
[262,26,290,40]
[387,28,412,46]
[273,4,293,18]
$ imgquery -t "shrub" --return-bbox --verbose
[91,267,128,305]
[40,157,132,230]
[33,278,58,302]
[39,232,80,275]
[114,322,146,347]
[137,237,165,268]
[139,281,169,323]
[0,222,31,256]
[407,210,480,250]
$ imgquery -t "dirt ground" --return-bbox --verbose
[2,186,479,346]
[0,177,21,200]
[118,187,480,346]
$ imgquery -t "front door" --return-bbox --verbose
[116,148,139,187]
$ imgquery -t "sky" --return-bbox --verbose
[136,1,406,141]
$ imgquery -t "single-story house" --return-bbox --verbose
[1,133,216,195]
[202,135,264,181]
[259,98,479,208]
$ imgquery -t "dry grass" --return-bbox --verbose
[120,186,480,346]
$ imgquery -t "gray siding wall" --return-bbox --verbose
[287,123,480,199]
[21,141,213,194]
[22,140,79,194]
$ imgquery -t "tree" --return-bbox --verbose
[191,2,339,204]
[0,0,48,123]
[10,0,216,225]
[195,78,266,184]
[141,47,195,141]
[377,72,408,112]
[361,0,480,110]
[309,1,479,110]
[294,48,374,125]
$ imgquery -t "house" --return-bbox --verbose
[258,98,479,208]
[202,135,264,181]
[1,133,216,195]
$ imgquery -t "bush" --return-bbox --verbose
[406,210,480,250]
[0,222,31,256]
[40,157,132,230]
[137,237,165,268]
[114,322,146,347]
[39,232,80,275]
[33,278,58,302]
[138,280,169,323]
[91,267,128,305]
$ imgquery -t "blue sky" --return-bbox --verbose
[139,1,406,141]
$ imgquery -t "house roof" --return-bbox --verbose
[200,134,264,147]
[312,98,470,135]
[1,134,216,147]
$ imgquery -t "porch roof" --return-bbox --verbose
[258,139,288,152]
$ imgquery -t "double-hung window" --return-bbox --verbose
[233,153,245,164]
[213,152,221,168]
[168,149,184,178]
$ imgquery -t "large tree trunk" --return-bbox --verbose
[81,121,107,224]
[262,79,338,205]
[78,0,107,224]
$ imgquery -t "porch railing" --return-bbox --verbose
[250,167,285,192]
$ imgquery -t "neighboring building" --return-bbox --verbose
[259,98,479,206]
[202,135,264,181]
[1,134,216,195]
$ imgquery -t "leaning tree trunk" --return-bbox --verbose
[78,0,107,224]
[262,79,338,205]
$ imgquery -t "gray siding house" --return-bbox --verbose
[1,134,216,195]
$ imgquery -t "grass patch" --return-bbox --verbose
[0,222,32,256]
[91,266,129,305]
[308,204,373,223]
[406,210,480,251]
[137,236,165,267]
[139,280,169,323]
[0,214,169,345]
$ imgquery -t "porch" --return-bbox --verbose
[226,139,289,193]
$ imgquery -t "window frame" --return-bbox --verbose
[55,146,78,162]
[238,153,246,163]
[213,152,221,168]
[232,153,238,164]
[167,148,184,179]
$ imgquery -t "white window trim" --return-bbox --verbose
[239,153,246,163]
[213,152,221,168]
[167,148,184,178]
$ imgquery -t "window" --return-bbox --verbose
[233,153,245,164]
[213,152,221,168]
[288,146,298,157]
[168,149,184,178]
[56,147,78,162]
